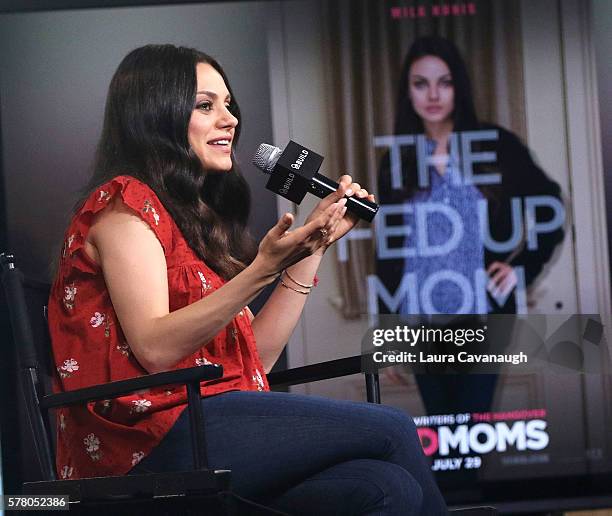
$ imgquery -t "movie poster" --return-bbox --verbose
[270,0,612,492]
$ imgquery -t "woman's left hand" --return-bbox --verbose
[304,175,375,255]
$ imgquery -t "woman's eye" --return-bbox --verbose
[440,79,453,87]
[413,81,426,89]
[196,101,212,112]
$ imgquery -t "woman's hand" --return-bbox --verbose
[304,174,376,255]
[252,199,346,277]
[486,261,518,298]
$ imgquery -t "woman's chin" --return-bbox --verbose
[203,160,233,173]
[421,113,451,125]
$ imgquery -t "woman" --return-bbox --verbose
[377,36,564,316]
[376,36,565,413]
[48,44,447,515]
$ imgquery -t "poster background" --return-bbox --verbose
[266,0,612,492]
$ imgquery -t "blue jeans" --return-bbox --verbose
[129,391,447,515]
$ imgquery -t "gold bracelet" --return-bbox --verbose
[283,269,315,289]
[280,278,310,295]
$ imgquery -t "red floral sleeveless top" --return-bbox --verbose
[48,175,269,480]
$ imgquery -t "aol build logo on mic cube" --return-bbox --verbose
[265,140,324,203]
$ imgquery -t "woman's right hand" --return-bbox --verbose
[486,261,518,298]
[252,200,346,278]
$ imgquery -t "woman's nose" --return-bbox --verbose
[219,107,238,129]
[428,86,439,100]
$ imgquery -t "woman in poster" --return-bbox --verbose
[376,36,565,414]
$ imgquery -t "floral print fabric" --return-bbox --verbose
[48,175,269,479]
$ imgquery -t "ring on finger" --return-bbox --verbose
[319,228,328,238]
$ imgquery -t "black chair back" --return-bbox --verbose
[0,253,56,480]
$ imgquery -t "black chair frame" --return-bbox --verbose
[0,252,381,512]
[1,252,497,515]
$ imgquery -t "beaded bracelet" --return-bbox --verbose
[280,278,310,295]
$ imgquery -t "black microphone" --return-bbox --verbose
[252,141,379,222]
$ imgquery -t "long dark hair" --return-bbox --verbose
[394,35,478,136]
[81,44,256,279]
[381,36,494,200]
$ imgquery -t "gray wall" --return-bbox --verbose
[593,0,612,284]
[0,1,280,485]
[0,2,277,280]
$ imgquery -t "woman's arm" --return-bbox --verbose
[251,254,322,372]
[89,197,340,374]
[252,176,374,372]
[495,127,566,286]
